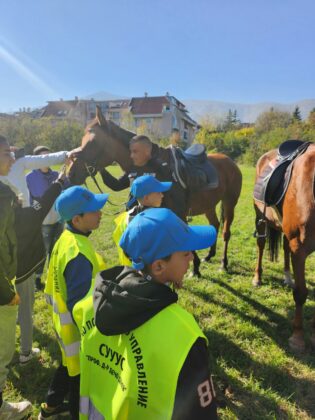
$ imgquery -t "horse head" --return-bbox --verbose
[68,106,125,185]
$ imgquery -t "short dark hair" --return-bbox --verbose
[130,135,152,148]
[0,135,9,146]
[33,145,51,155]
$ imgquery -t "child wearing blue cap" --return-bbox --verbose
[40,186,109,420]
[113,174,172,265]
[74,208,218,419]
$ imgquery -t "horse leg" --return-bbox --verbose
[283,236,294,287]
[221,201,235,271]
[192,251,201,278]
[252,216,266,287]
[289,250,308,352]
[203,208,220,262]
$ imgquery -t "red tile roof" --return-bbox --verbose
[42,100,78,117]
[130,96,170,115]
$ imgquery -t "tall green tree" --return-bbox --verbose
[292,106,302,122]
[222,109,240,131]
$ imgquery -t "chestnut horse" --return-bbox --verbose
[69,107,242,273]
[253,146,315,351]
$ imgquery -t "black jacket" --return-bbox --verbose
[0,181,18,304]
[94,267,217,420]
[0,180,63,303]
[100,153,186,219]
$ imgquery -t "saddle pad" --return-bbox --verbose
[253,160,293,206]
[254,142,312,207]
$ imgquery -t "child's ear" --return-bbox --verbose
[150,259,166,276]
[72,214,81,227]
[140,194,149,206]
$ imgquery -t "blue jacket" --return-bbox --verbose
[26,169,59,203]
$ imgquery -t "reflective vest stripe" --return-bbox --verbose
[56,332,80,358]
[59,312,74,326]
[46,294,75,326]
[80,397,89,415]
[80,396,104,419]
[64,341,80,358]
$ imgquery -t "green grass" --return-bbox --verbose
[7,165,315,419]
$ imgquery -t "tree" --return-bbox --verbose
[307,108,315,128]
[255,108,292,134]
[292,106,302,122]
[222,109,240,131]
[0,115,83,152]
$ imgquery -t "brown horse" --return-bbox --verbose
[69,107,242,273]
[253,146,315,352]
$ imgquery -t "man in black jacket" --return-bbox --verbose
[100,135,187,219]
[0,135,66,419]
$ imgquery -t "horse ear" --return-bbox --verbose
[96,105,107,127]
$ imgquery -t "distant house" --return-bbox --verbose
[40,93,197,145]
[129,94,197,144]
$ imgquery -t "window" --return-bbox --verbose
[112,112,120,119]
[88,103,96,112]
[100,103,107,113]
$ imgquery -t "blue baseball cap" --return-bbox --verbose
[131,175,172,199]
[55,186,109,221]
[119,208,217,269]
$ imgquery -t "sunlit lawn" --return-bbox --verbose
[7,165,315,419]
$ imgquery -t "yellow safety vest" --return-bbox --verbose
[73,290,207,419]
[113,212,132,266]
[45,229,105,376]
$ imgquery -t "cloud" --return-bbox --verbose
[0,43,57,98]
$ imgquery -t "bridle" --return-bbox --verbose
[70,152,127,214]
[84,161,104,194]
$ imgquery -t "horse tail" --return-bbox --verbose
[267,226,281,262]
[220,202,224,225]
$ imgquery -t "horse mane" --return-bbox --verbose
[105,119,135,150]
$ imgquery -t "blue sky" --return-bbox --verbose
[0,0,314,112]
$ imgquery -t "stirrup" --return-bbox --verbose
[253,218,268,238]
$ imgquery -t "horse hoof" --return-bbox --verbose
[289,335,305,353]
[252,279,262,287]
[202,257,211,263]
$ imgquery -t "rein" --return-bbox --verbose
[83,162,128,214]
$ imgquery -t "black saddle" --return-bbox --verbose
[254,140,312,206]
[278,139,305,158]
[170,145,219,191]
